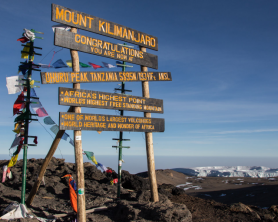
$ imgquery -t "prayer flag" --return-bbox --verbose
[69,138,74,146]
[13,123,21,134]
[23,29,35,41]
[10,134,23,149]
[97,162,108,172]
[52,25,71,32]
[62,174,77,212]
[102,62,116,68]
[50,125,59,135]
[30,100,48,117]
[79,62,91,68]
[43,116,55,125]
[38,63,53,68]
[6,168,12,179]
[84,151,98,165]
[66,60,72,68]
[13,91,25,115]
[7,154,19,168]
[62,132,70,141]
[6,75,24,94]
[88,62,103,70]
[21,43,31,59]
[17,37,29,43]
[2,165,7,183]
[52,59,68,69]
[30,88,37,97]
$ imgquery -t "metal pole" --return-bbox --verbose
[117,58,126,199]
[21,41,33,204]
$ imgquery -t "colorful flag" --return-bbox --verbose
[13,91,25,115]
[43,116,55,125]
[30,100,48,117]
[84,151,98,165]
[30,88,37,97]
[23,29,35,41]
[62,174,77,212]
[17,37,29,43]
[50,125,59,135]
[38,63,53,68]
[102,62,116,68]
[21,43,31,59]
[79,62,91,68]
[66,60,72,68]
[52,59,68,69]
[69,138,74,146]
[62,132,70,141]
[2,165,7,183]
[13,123,21,134]
[97,162,108,172]
[6,75,24,94]
[7,154,19,168]
[88,62,103,70]
[10,134,23,149]
[52,25,71,32]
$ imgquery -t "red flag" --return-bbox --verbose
[13,91,25,115]
[88,62,103,70]
[17,37,29,43]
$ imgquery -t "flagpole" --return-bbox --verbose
[70,27,86,222]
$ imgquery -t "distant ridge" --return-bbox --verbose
[172,166,278,178]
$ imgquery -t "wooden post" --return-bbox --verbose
[26,106,74,205]
[140,46,159,202]
[70,27,86,222]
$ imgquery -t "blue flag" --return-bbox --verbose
[52,59,68,69]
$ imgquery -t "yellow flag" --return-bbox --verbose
[66,60,72,68]
[13,123,21,134]
[21,43,30,59]
[30,80,35,85]
[7,154,19,168]
[91,156,98,165]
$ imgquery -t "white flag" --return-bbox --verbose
[102,62,116,68]
[6,75,24,94]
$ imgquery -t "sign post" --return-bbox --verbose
[70,27,86,222]
[140,46,159,202]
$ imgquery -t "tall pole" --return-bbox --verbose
[117,60,126,199]
[140,46,159,202]
[21,41,34,204]
[70,27,86,222]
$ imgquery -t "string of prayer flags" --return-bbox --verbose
[6,75,24,94]
[38,63,53,68]
[79,62,91,68]
[30,100,48,117]
[84,151,98,165]
[13,91,25,115]
[62,132,70,141]
[2,165,7,183]
[17,36,29,43]
[52,59,68,69]
[102,62,116,68]
[88,62,103,70]
[7,154,19,168]
[52,24,71,33]
[50,124,59,135]
[43,116,55,125]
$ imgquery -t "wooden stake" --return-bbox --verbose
[140,46,159,202]
[70,27,86,222]
[26,107,73,206]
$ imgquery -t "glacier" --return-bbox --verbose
[172,166,278,178]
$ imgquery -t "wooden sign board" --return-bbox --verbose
[54,30,158,69]
[41,71,171,84]
[59,112,165,132]
[52,4,158,51]
[59,87,163,113]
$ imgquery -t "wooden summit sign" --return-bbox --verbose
[52,4,158,51]
[59,87,164,113]
[41,71,171,84]
[54,29,158,69]
[59,112,165,132]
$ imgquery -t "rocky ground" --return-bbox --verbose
[0,158,278,221]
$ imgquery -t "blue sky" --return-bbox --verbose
[1,0,277,159]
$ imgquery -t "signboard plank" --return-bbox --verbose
[41,71,171,84]
[52,4,158,51]
[54,30,158,69]
[59,112,165,132]
[59,87,163,113]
